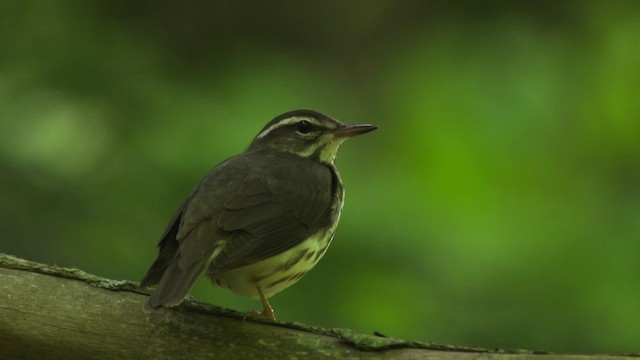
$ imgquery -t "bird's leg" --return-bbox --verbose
[245,284,275,320]
[257,284,275,320]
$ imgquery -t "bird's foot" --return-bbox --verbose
[246,307,275,320]
[247,284,276,320]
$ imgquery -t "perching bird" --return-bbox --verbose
[140,109,377,319]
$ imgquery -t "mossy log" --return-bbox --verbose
[0,253,636,360]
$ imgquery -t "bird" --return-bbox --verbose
[140,109,377,320]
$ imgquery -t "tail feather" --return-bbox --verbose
[140,202,184,288]
[140,253,173,289]
[141,197,217,309]
[146,260,207,308]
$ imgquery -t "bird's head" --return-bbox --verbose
[249,110,377,164]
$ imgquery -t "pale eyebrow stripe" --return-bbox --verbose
[256,116,322,139]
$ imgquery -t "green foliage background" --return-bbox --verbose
[1,0,639,354]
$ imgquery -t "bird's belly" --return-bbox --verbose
[208,229,334,299]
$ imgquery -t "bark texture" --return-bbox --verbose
[0,253,636,360]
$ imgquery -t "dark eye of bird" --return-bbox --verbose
[296,120,313,134]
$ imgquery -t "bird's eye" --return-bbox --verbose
[296,120,313,134]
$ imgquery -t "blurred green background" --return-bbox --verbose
[1,0,639,354]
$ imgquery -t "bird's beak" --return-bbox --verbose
[333,124,378,138]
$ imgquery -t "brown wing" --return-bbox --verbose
[209,162,335,271]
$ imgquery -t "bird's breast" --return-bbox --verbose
[207,226,337,299]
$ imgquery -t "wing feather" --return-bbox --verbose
[142,150,338,307]
[210,162,334,271]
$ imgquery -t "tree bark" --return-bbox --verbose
[0,253,635,360]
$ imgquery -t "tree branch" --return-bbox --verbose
[0,253,636,360]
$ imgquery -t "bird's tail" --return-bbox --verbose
[141,199,215,310]
[144,260,207,310]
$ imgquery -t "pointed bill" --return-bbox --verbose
[333,124,378,138]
